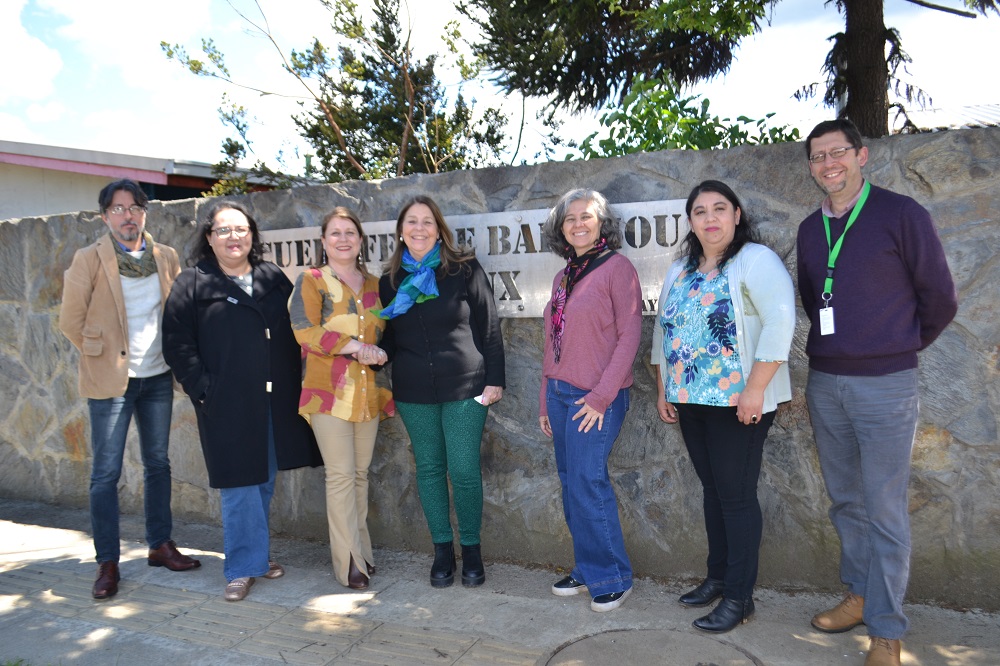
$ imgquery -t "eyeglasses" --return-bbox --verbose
[106,205,146,216]
[211,226,251,239]
[808,146,857,163]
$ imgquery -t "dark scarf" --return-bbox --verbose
[549,238,611,363]
[111,231,157,278]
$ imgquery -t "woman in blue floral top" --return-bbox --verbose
[651,181,795,633]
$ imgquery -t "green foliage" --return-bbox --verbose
[162,0,508,187]
[457,0,772,111]
[576,76,799,159]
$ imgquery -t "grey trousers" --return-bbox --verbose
[806,368,919,639]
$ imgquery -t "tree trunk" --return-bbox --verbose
[842,0,889,137]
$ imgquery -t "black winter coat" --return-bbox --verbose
[162,259,320,488]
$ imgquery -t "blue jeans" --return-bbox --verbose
[219,415,277,581]
[675,403,774,601]
[88,371,174,563]
[807,368,919,639]
[547,379,632,598]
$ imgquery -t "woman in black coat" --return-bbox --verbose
[162,201,319,602]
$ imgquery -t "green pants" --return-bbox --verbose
[396,398,488,546]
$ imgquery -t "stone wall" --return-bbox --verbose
[2,128,998,609]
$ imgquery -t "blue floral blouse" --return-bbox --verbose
[660,267,745,406]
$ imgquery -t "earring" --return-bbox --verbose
[399,235,403,242]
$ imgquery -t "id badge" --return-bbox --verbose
[819,306,835,336]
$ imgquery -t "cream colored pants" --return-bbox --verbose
[310,413,379,586]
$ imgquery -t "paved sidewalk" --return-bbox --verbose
[1,498,998,665]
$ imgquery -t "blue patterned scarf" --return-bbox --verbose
[376,242,442,319]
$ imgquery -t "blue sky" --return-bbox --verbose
[2,0,997,175]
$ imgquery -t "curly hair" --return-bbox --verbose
[542,189,623,259]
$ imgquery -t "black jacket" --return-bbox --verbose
[162,259,320,488]
[379,257,505,403]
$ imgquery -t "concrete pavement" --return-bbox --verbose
[1,498,997,665]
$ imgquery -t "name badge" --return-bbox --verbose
[227,296,239,304]
[819,306,835,336]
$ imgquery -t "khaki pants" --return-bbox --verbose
[311,414,380,586]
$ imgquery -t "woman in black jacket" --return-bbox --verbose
[378,195,505,588]
[162,201,319,602]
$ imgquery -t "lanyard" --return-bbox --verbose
[821,181,871,304]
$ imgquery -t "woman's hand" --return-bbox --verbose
[736,386,765,425]
[571,398,604,433]
[657,395,678,423]
[539,416,552,437]
[356,343,387,366]
[481,385,503,406]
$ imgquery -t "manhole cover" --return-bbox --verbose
[546,628,762,665]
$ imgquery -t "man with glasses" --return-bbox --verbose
[59,179,200,600]
[795,119,957,666]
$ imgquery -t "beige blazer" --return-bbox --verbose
[59,234,181,399]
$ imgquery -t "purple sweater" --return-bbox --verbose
[796,183,958,376]
[539,252,642,416]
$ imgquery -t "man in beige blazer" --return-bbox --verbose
[59,179,199,599]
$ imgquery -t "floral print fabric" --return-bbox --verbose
[660,267,745,406]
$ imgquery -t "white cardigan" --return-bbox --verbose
[651,243,795,414]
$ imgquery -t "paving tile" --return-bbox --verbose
[91,583,209,632]
[0,565,67,595]
[151,597,289,648]
[236,608,380,664]
[337,624,478,665]
[456,640,546,665]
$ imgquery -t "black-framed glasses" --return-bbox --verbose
[106,205,146,216]
[808,146,857,163]
[211,226,251,239]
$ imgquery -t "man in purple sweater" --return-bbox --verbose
[796,119,958,666]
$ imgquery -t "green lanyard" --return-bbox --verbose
[821,181,871,302]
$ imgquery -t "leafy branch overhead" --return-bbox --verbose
[460,0,998,137]
[162,0,509,190]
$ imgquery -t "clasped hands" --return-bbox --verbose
[355,343,387,366]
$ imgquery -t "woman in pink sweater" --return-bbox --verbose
[538,188,642,613]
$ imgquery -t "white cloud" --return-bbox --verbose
[0,0,62,104]
[25,101,66,123]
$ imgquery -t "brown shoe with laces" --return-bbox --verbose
[865,637,901,666]
[811,592,864,633]
[147,540,201,571]
[92,561,120,600]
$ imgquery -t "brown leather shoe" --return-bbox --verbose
[367,562,376,576]
[347,557,369,590]
[147,540,201,571]
[92,561,120,600]
[811,592,864,633]
[263,561,285,579]
[865,637,901,666]
[224,577,254,601]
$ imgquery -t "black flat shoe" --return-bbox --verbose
[460,544,485,587]
[430,542,456,588]
[679,578,724,607]
[693,597,755,633]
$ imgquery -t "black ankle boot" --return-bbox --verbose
[430,542,456,588]
[461,544,485,587]
[693,597,755,633]
[678,577,724,607]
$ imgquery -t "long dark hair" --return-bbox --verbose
[384,195,472,287]
[680,180,758,270]
[190,201,266,267]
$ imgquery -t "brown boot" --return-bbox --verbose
[811,592,864,633]
[864,637,901,666]
[92,561,120,600]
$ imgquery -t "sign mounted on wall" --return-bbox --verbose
[260,199,689,318]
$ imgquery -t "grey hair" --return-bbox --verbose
[543,188,622,259]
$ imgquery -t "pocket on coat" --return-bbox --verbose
[81,325,103,356]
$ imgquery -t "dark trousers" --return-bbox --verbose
[675,403,775,601]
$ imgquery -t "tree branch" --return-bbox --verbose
[902,0,978,18]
